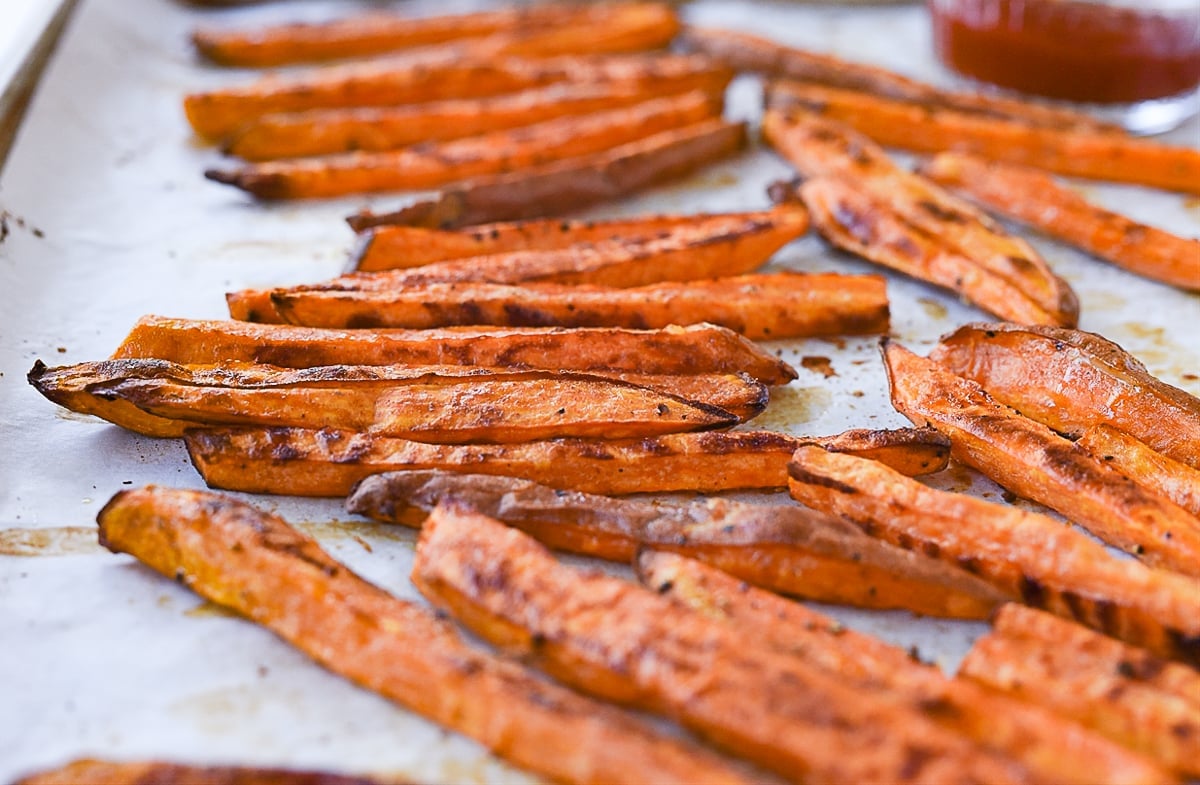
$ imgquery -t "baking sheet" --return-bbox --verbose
[1,0,1198,781]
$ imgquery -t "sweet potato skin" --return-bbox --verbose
[345,470,1005,618]
[96,486,759,785]
[960,604,1200,776]
[269,273,891,340]
[411,502,1033,785]
[184,425,951,498]
[30,359,743,442]
[353,204,807,274]
[1077,425,1200,519]
[346,118,748,231]
[207,92,720,199]
[930,323,1200,469]
[13,760,386,785]
[885,340,1200,577]
[636,552,1173,785]
[786,445,1200,664]
[920,153,1200,291]
[111,317,798,386]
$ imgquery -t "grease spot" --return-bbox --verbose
[185,600,239,619]
[917,297,948,320]
[752,386,832,431]
[800,356,837,378]
[0,527,103,556]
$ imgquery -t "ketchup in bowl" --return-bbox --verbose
[929,0,1200,131]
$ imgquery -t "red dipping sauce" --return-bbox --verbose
[929,0,1200,104]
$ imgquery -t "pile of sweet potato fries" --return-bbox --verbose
[20,3,1200,784]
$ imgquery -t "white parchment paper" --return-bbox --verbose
[1,0,1197,781]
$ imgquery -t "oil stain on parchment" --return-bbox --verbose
[0,526,103,556]
[751,386,833,431]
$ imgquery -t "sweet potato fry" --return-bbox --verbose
[763,107,1078,326]
[354,205,806,273]
[1077,425,1200,518]
[920,153,1200,291]
[960,605,1200,776]
[800,425,950,477]
[110,317,798,385]
[228,78,730,162]
[636,551,1172,785]
[273,206,809,297]
[96,486,759,785]
[798,176,1062,325]
[14,760,389,785]
[184,425,950,498]
[194,3,681,68]
[930,323,1200,469]
[682,26,1119,133]
[885,341,1200,576]
[769,81,1200,195]
[786,444,1200,664]
[345,470,1005,618]
[411,502,1033,784]
[207,92,720,199]
[27,359,746,441]
[346,118,748,231]
[268,272,891,339]
[185,52,723,141]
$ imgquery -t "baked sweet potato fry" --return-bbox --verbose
[683,26,1118,133]
[194,3,681,68]
[207,92,720,199]
[787,444,1200,663]
[886,340,1200,576]
[930,323,1200,469]
[110,317,798,385]
[184,425,950,498]
[28,359,747,442]
[1077,425,1200,518]
[345,470,1005,618]
[920,153,1200,291]
[769,81,1200,195]
[960,605,1200,776]
[347,118,748,231]
[267,272,891,339]
[763,107,1078,326]
[185,52,723,141]
[797,176,1062,325]
[14,760,389,785]
[96,486,759,785]
[636,551,1172,785]
[354,205,805,273]
[228,78,730,162]
[411,502,1033,785]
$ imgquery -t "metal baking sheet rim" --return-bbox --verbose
[1,0,1198,782]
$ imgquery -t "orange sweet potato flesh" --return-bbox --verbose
[268,272,891,340]
[206,92,720,199]
[27,359,745,442]
[786,444,1200,664]
[96,486,758,785]
[194,3,681,68]
[228,78,730,162]
[110,317,798,386]
[682,26,1118,133]
[769,81,1200,195]
[1077,425,1200,519]
[636,551,1173,785]
[184,52,722,141]
[885,340,1200,577]
[411,502,1033,785]
[14,760,388,785]
[345,470,1004,618]
[960,604,1200,776]
[930,323,1200,469]
[798,176,1061,326]
[184,425,950,498]
[254,206,810,305]
[920,153,1200,292]
[354,205,805,273]
[763,106,1078,326]
[346,118,748,232]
